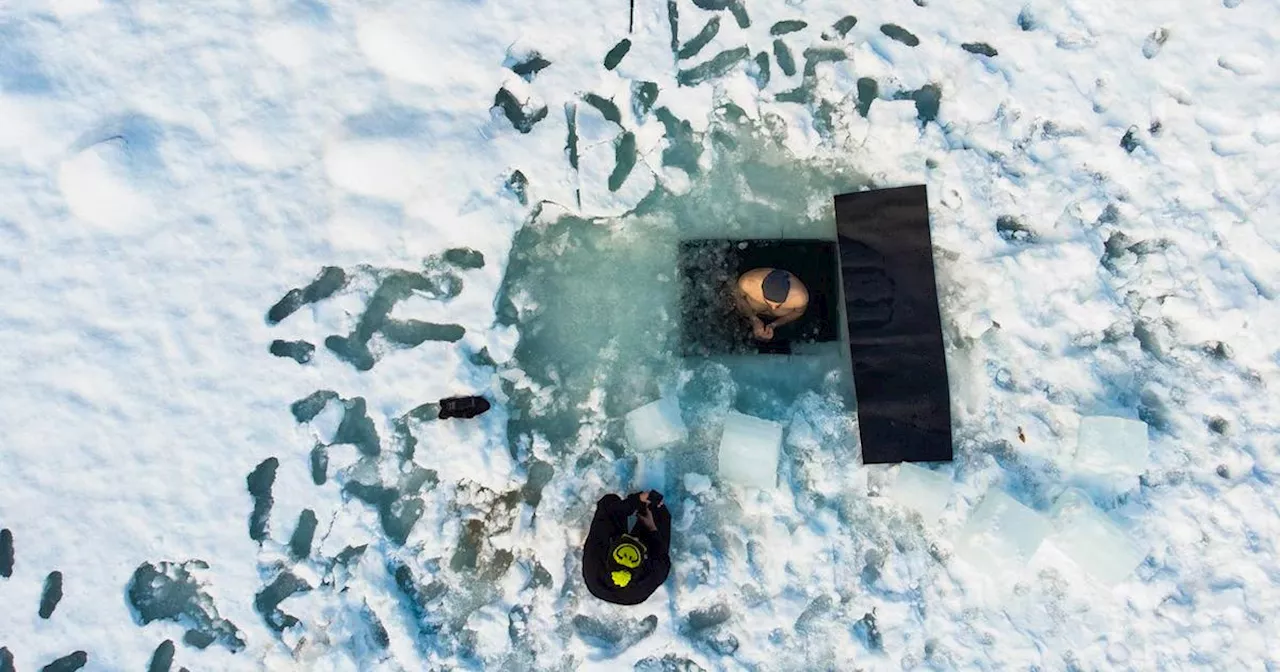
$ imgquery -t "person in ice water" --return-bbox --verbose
[582,490,671,605]
[732,268,809,341]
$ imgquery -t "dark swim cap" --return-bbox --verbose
[762,270,791,303]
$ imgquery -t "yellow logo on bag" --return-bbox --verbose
[611,570,633,587]
[611,542,642,568]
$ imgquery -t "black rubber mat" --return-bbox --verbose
[835,186,953,463]
[678,239,839,357]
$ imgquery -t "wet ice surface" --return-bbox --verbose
[2,0,1279,669]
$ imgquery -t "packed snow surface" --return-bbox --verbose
[2,0,1278,669]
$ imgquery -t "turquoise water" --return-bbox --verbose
[498,113,869,490]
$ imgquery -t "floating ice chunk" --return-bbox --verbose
[954,489,1051,576]
[1075,416,1149,475]
[717,411,783,489]
[684,473,712,496]
[624,397,688,453]
[884,463,954,523]
[1049,490,1146,587]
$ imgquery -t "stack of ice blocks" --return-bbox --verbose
[1048,490,1146,586]
[717,411,784,489]
[884,462,954,524]
[953,488,1052,577]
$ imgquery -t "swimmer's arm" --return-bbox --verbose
[731,287,765,327]
[768,309,804,329]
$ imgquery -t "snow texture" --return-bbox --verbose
[1,0,1279,669]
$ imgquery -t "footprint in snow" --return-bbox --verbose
[0,530,89,672]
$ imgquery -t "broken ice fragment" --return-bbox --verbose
[953,488,1051,576]
[884,462,953,523]
[1049,490,1146,586]
[717,411,782,489]
[624,397,688,452]
[635,452,666,493]
[1074,416,1149,476]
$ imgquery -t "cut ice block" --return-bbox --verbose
[624,397,688,453]
[885,463,954,523]
[717,411,783,489]
[1074,416,1149,475]
[1049,490,1146,586]
[954,489,1051,576]
[634,453,666,494]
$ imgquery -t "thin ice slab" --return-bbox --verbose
[624,397,688,453]
[634,453,666,494]
[954,488,1051,577]
[884,462,953,523]
[1075,416,1148,475]
[1049,490,1146,587]
[718,411,783,489]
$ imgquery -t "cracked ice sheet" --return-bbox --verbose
[2,0,1280,669]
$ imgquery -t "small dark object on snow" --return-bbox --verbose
[438,396,492,420]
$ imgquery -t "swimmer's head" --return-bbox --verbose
[762,270,791,304]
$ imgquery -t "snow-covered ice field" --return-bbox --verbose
[2,0,1278,669]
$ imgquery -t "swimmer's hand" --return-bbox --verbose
[752,322,774,341]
